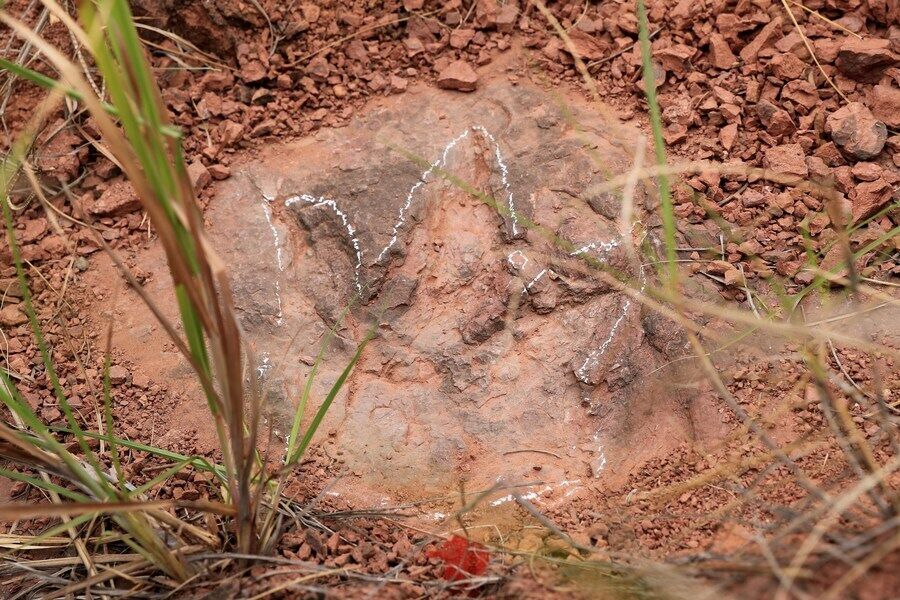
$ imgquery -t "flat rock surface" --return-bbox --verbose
[105,79,723,505]
[214,79,726,502]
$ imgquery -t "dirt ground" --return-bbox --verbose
[2,0,899,598]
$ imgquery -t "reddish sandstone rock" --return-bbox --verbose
[390,75,408,94]
[781,80,819,110]
[756,99,795,137]
[835,38,898,83]
[869,84,900,129]
[763,143,808,178]
[767,52,806,79]
[0,304,28,327]
[814,142,846,167]
[739,17,782,63]
[36,123,84,185]
[563,29,611,61]
[494,3,517,32]
[306,56,331,82]
[851,162,882,182]
[436,60,478,92]
[708,33,737,69]
[656,44,695,78]
[108,365,129,385]
[345,40,368,62]
[220,120,244,146]
[240,60,266,83]
[853,178,893,222]
[720,123,738,151]
[20,218,47,243]
[825,102,887,161]
[449,28,475,49]
[208,163,231,180]
[90,180,141,216]
[806,156,832,182]
[187,161,211,190]
[251,119,276,138]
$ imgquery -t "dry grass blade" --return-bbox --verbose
[779,0,850,105]
[0,533,72,550]
[0,499,235,520]
[775,456,900,600]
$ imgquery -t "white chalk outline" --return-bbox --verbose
[284,194,364,295]
[276,127,644,475]
[473,125,519,236]
[569,238,620,257]
[284,126,522,296]
[575,262,647,384]
[507,249,528,271]
[261,199,285,325]
[376,129,472,263]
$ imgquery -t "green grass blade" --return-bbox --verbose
[288,331,375,465]
[284,304,354,464]
[101,333,124,487]
[49,426,226,482]
[0,467,88,502]
[636,0,676,289]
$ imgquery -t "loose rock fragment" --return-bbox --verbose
[763,143,808,178]
[494,4,517,32]
[0,304,28,327]
[187,161,211,190]
[869,84,900,129]
[240,60,267,83]
[450,28,475,49]
[306,56,331,81]
[251,119,277,137]
[437,60,478,92]
[90,180,141,216]
[656,44,695,78]
[825,102,887,161]
[108,365,129,385]
[835,38,898,83]
[739,17,782,63]
[756,99,795,137]
[562,29,610,61]
[720,123,738,151]
[708,33,737,69]
[208,164,231,180]
[853,178,893,222]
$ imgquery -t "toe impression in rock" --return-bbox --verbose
[122,80,710,505]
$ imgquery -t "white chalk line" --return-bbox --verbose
[283,126,521,298]
[279,127,643,475]
[570,238,620,257]
[473,125,519,236]
[575,261,648,384]
[489,479,583,507]
[376,129,471,263]
[593,430,608,475]
[284,194,364,295]
[261,199,285,325]
[523,268,548,293]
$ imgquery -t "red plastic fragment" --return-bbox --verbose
[426,535,490,581]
